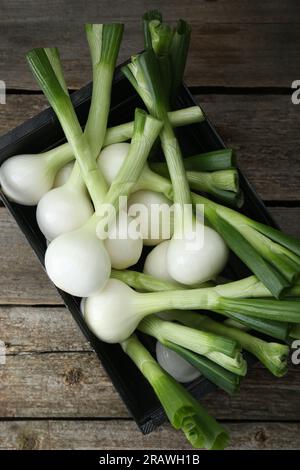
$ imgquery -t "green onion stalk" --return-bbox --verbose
[122,50,193,239]
[142,10,191,104]
[111,269,214,292]
[122,334,229,450]
[162,311,289,377]
[151,159,242,207]
[164,341,241,395]
[151,149,237,173]
[139,315,247,376]
[103,106,204,146]
[187,169,243,207]
[112,269,300,340]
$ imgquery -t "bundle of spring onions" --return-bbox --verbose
[0,11,300,450]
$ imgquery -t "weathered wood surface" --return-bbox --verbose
[1,1,299,89]
[0,208,60,305]
[1,0,300,450]
[0,420,298,450]
[1,94,300,202]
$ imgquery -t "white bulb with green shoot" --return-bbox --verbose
[36,24,123,241]
[111,269,300,340]
[122,50,229,286]
[83,276,300,343]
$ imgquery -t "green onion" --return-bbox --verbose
[138,315,240,359]
[185,169,242,207]
[115,270,292,340]
[218,297,300,323]
[151,149,237,173]
[121,334,229,450]
[111,269,213,292]
[150,155,242,206]
[104,106,204,146]
[143,11,191,103]
[122,50,192,235]
[111,269,184,291]
[164,311,289,377]
[27,47,103,207]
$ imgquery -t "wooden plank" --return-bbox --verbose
[0,350,300,421]
[0,208,61,305]
[1,94,300,202]
[2,1,299,25]
[0,305,88,352]
[0,419,299,450]
[0,1,299,89]
[0,206,299,305]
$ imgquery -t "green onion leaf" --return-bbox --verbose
[164,340,241,395]
[122,334,229,450]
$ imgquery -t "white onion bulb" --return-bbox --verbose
[143,240,174,282]
[167,223,228,285]
[97,143,130,184]
[103,212,143,269]
[128,190,173,246]
[156,341,201,383]
[53,162,74,187]
[45,219,111,297]
[36,182,93,241]
[84,279,140,343]
[0,154,56,205]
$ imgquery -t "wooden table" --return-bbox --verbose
[0,0,300,450]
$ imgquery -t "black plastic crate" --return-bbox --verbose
[0,62,278,434]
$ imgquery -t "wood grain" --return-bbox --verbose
[0,208,60,305]
[0,206,299,305]
[0,420,298,450]
[1,1,299,89]
[0,351,300,420]
[2,1,299,24]
[1,94,300,201]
